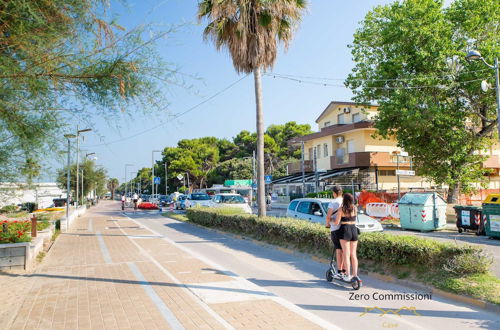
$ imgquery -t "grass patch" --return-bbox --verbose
[185,208,499,305]
[51,229,60,242]
[36,251,46,263]
[162,212,188,222]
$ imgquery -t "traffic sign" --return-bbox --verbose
[177,174,184,181]
[154,177,161,184]
[396,170,415,176]
[265,175,273,184]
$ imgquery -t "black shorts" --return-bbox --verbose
[339,224,359,242]
[330,231,342,250]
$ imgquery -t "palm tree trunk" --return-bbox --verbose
[254,67,266,217]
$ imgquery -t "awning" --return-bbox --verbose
[272,168,360,185]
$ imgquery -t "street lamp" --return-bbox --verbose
[152,150,161,197]
[76,127,92,207]
[63,133,76,232]
[465,50,500,138]
[124,164,133,198]
[81,152,96,203]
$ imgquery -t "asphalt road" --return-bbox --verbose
[124,210,499,330]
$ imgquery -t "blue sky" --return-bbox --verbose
[47,0,405,182]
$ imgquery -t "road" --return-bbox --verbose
[124,205,499,329]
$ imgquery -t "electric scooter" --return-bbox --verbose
[325,248,362,290]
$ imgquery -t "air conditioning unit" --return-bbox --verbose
[343,107,351,114]
[335,136,345,144]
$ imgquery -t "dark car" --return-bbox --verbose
[159,195,169,206]
[53,198,71,207]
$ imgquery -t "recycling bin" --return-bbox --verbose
[482,194,500,239]
[453,205,485,235]
[398,192,447,232]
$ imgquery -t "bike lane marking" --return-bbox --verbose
[122,213,340,330]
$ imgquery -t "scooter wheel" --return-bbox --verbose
[458,228,463,233]
[326,270,333,282]
[351,278,362,290]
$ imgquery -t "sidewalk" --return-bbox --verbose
[0,202,328,329]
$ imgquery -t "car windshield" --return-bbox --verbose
[321,203,330,212]
[190,194,211,200]
[219,195,245,204]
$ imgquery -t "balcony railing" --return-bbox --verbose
[287,160,313,174]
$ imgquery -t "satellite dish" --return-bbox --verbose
[481,80,491,92]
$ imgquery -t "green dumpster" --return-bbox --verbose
[482,194,500,239]
[398,192,447,232]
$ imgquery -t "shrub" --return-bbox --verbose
[185,208,492,276]
[0,220,31,244]
[0,205,18,214]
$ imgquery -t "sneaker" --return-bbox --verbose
[333,272,342,280]
[341,274,352,282]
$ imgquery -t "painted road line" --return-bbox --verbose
[139,214,434,330]
[96,231,112,264]
[127,262,184,330]
[115,219,235,330]
[88,218,93,232]
[123,214,339,330]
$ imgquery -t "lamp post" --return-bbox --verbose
[152,150,161,197]
[124,164,133,198]
[465,50,500,138]
[75,127,92,206]
[82,152,96,203]
[63,134,76,232]
[164,162,168,195]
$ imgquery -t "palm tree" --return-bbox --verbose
[198,0,307,216]
[107,178,119,200]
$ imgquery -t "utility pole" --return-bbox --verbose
[396,153,401,200]
[164,163,168,195]
[313,147,318,193]
[152,150,161,197]
[64,134,76,231]
[301,141,305,197]
[186,172,190,193]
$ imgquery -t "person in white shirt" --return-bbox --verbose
[326,186,344,279]
[132,193,138,210]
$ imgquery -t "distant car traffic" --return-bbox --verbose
[212,193,252,214]
[159,195,170,206]
[286,198,383,232]
[184,193,212,209]
[175,195,187,210]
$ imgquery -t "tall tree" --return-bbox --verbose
[198,0,307,216]
[346,0,500,202]
[107,178,119,200]
[0,0,176,182]
[56,159,107,201]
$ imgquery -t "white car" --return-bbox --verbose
[212,193,252,214]
[286,198,383,232]
[184,193,212,208]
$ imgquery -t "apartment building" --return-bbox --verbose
[273,101,500,197]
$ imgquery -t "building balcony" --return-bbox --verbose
[287,160,313,174]
[483,155,500,169]
[330,152,411,169]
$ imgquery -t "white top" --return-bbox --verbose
[328,197,343,232]
[121,195,125,201]
[133,193,138,199]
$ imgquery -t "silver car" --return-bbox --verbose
[286,198,383,232]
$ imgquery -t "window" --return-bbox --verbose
[323,143,329,157]
[352,113,361,123]
[311,202,323,216]
[379,170,396,176]
[288,200,299,211]
[347,140,355,154]
[336,148,347,165]
[390,155,411,163]
[317,145,321,158]
[324,121,331,127]
[337,113,345,124]
[297,201,312,214]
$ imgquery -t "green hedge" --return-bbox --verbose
[186,208,492,275]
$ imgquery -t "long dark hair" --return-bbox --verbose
[342,193,355,215]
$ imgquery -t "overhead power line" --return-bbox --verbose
[86,74,249,148]
[264,73,490,90]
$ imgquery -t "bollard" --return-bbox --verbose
[2,222,7,234]
[31,214,37,238]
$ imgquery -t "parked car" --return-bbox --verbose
[175,195,187,210]
[286,198,383,232]
[159,195,170,206]
[212,193,252,214]
[140,194,151,202]
[184,193,212,208]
